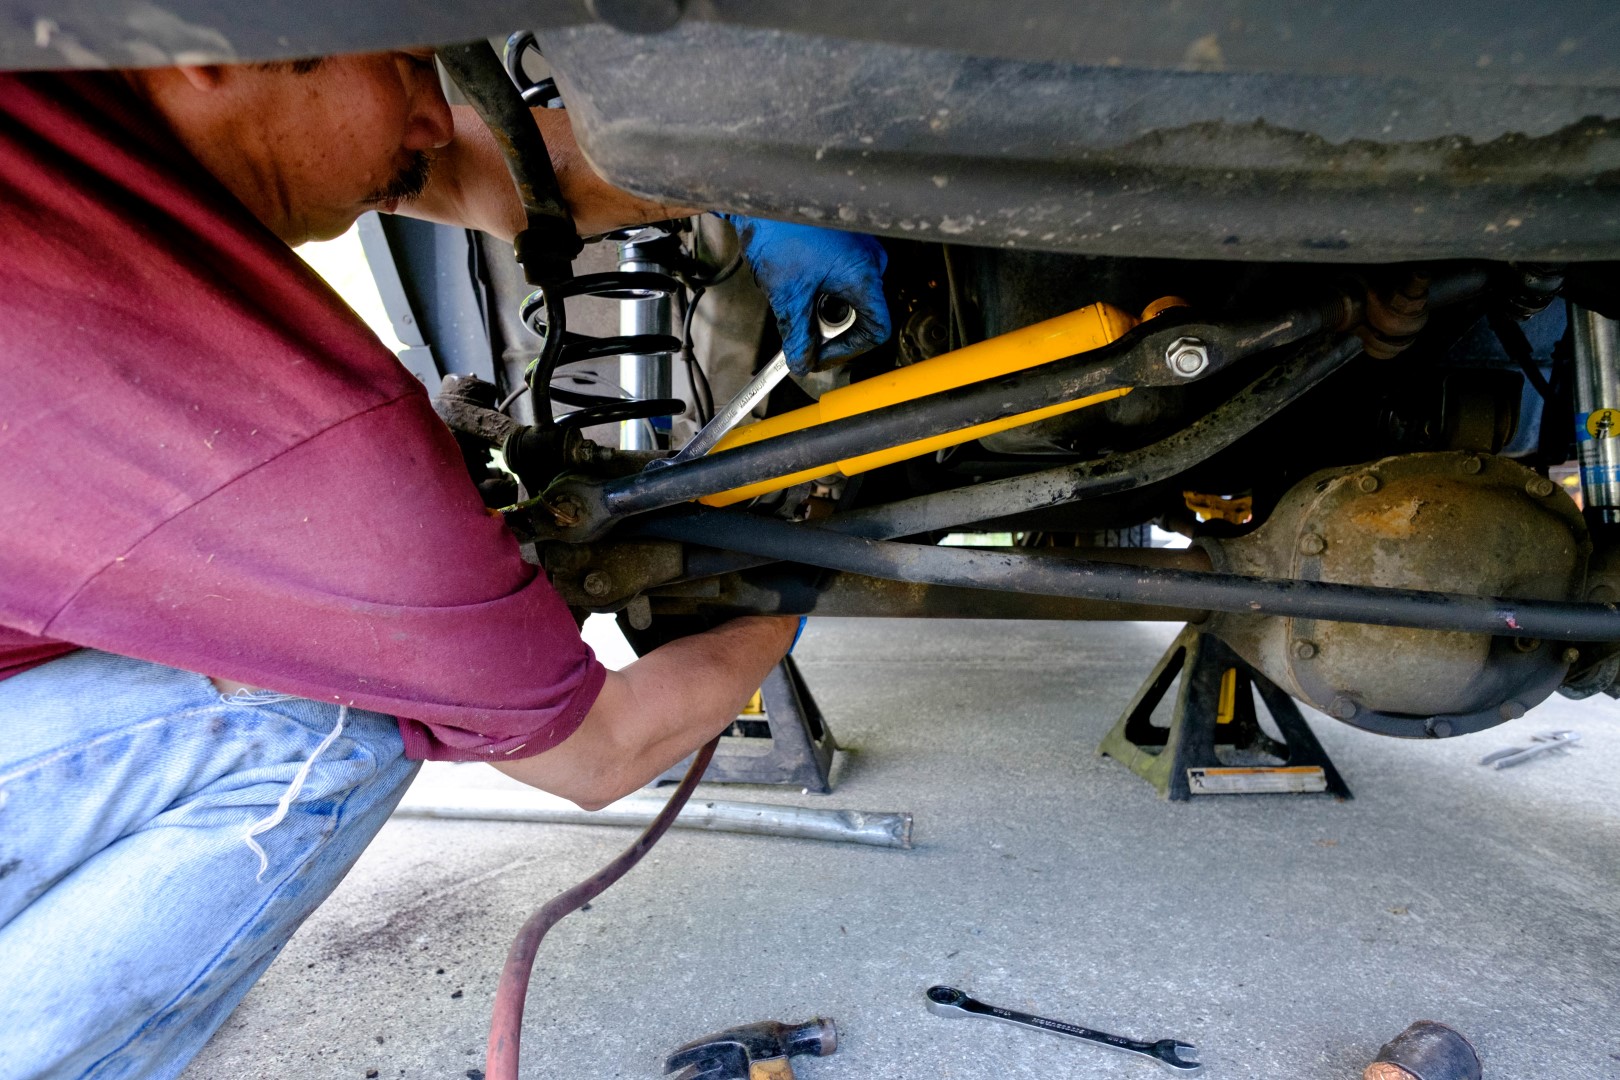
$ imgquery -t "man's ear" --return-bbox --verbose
[175,65,226,92]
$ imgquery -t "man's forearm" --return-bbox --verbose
[400,105,696,241]
[493,616,799,808]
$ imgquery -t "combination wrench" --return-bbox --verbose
[656,295,859,469]
[925,985,1203,1074]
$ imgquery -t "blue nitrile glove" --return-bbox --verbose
[720,213,891,375]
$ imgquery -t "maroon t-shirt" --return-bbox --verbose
[0,72,604,761]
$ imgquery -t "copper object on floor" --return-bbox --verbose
[1363,1020,1483,1080]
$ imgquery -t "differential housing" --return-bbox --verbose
[1208,452,1589,737]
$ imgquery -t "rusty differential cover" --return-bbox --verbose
[1209,452,1589,738]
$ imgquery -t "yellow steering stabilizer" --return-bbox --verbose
[699,300,1154,507]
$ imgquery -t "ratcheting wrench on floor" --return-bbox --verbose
[925,985,1203,1074]
[1479,729,1580,769]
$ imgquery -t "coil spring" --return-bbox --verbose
[500,31,689,433]
[518,270,688,431]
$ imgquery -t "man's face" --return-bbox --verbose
[278,50,454,241]
[187,50,454,243]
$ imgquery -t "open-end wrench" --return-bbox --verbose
[925,985,1203,1074]
[655,295,858,470]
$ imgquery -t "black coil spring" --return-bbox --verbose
[518,271,688,431]
[502,30,689,433]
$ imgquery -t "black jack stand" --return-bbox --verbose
[1098,626,1352,801]
[657,655,838,793]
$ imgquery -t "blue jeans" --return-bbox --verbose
[0,650,419,1080]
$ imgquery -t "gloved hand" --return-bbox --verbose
[720,213,891,375]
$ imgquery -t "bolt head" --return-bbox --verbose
[1499,700,1527,721]
[1526,476,1557,498]
[1299,532,1328,556]
[1293,640,1319,660]
[1563,647,1581,665]
[1460,455,1484,475]
[1165,337,1211,378]
[1357,474,1381,493]
[581,571,613,598]
[1329,696,1358,720]
[1429,718,1454,738]
[550,495,584,526]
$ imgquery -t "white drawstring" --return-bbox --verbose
[240,703,348,882]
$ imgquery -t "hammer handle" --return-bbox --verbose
[1364,1066,1419,1080]
[749,1058,796,1080]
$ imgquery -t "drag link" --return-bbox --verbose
[925,986,1202,1074]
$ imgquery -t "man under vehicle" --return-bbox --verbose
[0,50,889,1078]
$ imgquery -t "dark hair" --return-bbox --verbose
[255,57,325,74]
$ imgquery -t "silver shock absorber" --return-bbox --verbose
[494,32,685,452]
[1570,305,1620,525]
[615,227,678,451]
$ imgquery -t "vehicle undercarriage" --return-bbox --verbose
[15,2,1620,741]
[408,17,1620,747]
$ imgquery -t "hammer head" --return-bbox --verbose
[664,1018,837,1080]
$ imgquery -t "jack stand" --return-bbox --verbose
[1098,626,1352,801]
[657,655,838,793]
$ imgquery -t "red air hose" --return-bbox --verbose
[485,737,720,1080]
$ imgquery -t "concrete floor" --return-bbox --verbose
[184,618,1620,1080]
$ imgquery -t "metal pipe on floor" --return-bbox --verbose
[393,789,914,850]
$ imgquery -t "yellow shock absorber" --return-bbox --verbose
[699,301,1145,507]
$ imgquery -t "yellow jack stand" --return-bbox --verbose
[1099,626,1352,801]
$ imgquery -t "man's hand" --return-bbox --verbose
[492,616,800,809]
[721,214,892,375]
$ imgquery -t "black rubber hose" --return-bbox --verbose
[1489,310,1555,404]
[640,511,1620,641]
[502,31,564,109]
[437,39,583,427]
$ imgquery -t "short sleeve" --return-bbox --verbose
[44,392,605,762]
